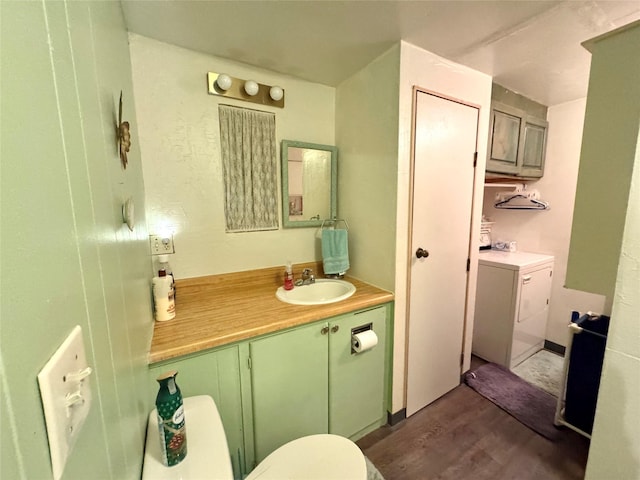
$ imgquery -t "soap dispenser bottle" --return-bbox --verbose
[155,370,187,467]
[284,261,294,290]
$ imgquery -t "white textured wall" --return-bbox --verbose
[128,34,335,278]
[393,42,492,412]
[484,98,606,347]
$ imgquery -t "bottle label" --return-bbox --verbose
[284,271,294,290]
[153,276,176,321]
[157,403,187,466]
[157,421,187,467]
[172,405,184,424]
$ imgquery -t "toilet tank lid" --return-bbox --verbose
[142,395,234,480]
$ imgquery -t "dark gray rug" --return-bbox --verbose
[464,362,560,440]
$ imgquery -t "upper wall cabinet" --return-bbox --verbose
[487,101,548,178]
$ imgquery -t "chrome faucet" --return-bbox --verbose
[295,268,315,286]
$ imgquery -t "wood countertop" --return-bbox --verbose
[149,262,394,364]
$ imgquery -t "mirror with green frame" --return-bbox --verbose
[281,140,337,228]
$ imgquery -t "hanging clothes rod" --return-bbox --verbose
[321,217,349,230]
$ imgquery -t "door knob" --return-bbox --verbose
[416,248,430,259]
[331,325,339,333]
[321,326,329,335]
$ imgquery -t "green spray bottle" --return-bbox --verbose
[156,370,187,466]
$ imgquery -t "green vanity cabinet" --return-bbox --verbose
[248,304,389,464]
[328,305,387,437]
[145,302,392,477]
[249,321,330,463]
[148,346,246,479]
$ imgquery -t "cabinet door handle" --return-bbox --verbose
[522,275,532,284]
[331,325,339,334]
[321,326,329,335]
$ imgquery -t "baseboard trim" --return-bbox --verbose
[544,340,566,356]
[387,408,406,426]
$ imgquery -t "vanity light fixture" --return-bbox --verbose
[244,80,259,96]
[207,72,285,108]
[216,73,232,91]
[269,85,284,101]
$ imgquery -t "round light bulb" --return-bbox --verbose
[269,85,284,101]
[216,74,232,91]
[244,80,259,96]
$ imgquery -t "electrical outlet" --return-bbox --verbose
[149,234,174,255]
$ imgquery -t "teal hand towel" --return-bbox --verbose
[322,229,350,275]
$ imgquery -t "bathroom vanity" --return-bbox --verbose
[147,262,393,479]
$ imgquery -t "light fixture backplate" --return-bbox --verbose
[207,72,284,108]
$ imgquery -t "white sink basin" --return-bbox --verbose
[276,279,356,305]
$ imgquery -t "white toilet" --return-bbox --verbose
[142,395,368,479]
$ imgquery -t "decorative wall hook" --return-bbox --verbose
[122,197,135,231]
[118,91,131,169]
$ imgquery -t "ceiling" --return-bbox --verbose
[121,1,640,106]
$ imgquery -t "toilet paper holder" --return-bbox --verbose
[351,323,373,354]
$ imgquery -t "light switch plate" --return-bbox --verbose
[38,325,92,480]
[149,234,174,255]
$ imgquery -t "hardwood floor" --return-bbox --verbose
[357,365,590,479]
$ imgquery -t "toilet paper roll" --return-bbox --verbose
[351,330,378,353]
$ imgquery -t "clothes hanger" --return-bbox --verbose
[494,194,549,210]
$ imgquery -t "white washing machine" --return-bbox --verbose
[472,250,554,369]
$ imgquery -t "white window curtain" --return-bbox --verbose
[219,105,278,232]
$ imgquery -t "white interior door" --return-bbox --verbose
[406,91,478,417]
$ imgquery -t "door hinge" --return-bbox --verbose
[247,356,252,370]
[466,258,471,272]
[473,152,478,167]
